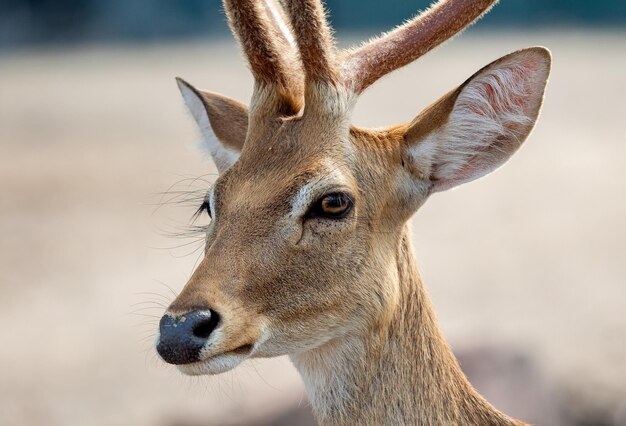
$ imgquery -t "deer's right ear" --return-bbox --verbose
[176,78,248,174]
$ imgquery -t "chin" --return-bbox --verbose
[176,352,247,376]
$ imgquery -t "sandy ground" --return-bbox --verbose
[1,32,625,425]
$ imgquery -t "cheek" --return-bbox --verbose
[242,236,368,319]
[297,217,358,247]
[311,220,347,239]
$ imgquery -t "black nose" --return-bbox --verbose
[156,309,220,365]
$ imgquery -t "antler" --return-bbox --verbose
[261,0,296,49]
[223,0,303,114]
[223,0,498,116]
[282,0,339,85]
[342,0,499,93]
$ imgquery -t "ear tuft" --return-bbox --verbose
[176,77,248,174]
[404,47,551,192]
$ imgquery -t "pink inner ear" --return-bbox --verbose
[502,59,539,113]
[431,51,546,191]
[474,57,538,118]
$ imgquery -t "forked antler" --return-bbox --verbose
[282,0,339,85]
[223,0,303,114]
[224,0,498,114]
[261,0,296,49]
[342,0,498,93]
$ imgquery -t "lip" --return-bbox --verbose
[175,344,255,376]
[228,343,254,355]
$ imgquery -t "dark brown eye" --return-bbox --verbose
[307,192,354,219]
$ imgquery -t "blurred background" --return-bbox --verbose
[1,1,625,425]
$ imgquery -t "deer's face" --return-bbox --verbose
[157,91,417,374]
[155,35,550,374]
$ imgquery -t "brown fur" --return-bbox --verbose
[223,0,303,113]
[164,1,552,424]
[293,230,527,425]
[343,0,499,93]
[283,0,339,84]
[176,79,249,151]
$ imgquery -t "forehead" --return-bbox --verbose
[214,148,355,212]
[218,160,353,210]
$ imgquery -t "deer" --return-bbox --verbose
[154,0,551,424]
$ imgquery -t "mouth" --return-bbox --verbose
[175,344,255,376]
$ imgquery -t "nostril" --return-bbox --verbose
[156,309,220,365]
[192,310,220,339]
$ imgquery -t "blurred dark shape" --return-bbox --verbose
[560,387,626,426]
[457,345,563,425]
[458,346,626,426]
[166,403,317,426]
[257,404,317,426]
[329,0,626,31]
[0,0,225,48]
[1,0,626,50]
[25,0,89,40]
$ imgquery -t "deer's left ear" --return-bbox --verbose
[403,47,551,192]
[176,78,248,174]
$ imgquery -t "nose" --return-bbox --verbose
[156,309,220,365]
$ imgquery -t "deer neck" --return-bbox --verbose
[290,226,522,426]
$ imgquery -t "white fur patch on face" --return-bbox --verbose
[177,80,240,174]
[252,321,272,354]
[198,327,224,358]
[176,352,247,376]
[208,187,217,219]
[290,161,352,218]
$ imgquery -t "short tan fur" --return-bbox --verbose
[157,1,551,424]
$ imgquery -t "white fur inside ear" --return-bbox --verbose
[441,64,532,177]
[177,80,240,174]
[413,59,539,191]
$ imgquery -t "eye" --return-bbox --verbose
[307,192,354,219]
[194,200,212,220]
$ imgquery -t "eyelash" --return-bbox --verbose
[193,192,353,221]
[194,200,212,219]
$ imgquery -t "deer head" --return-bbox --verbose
[156,0,551,379]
